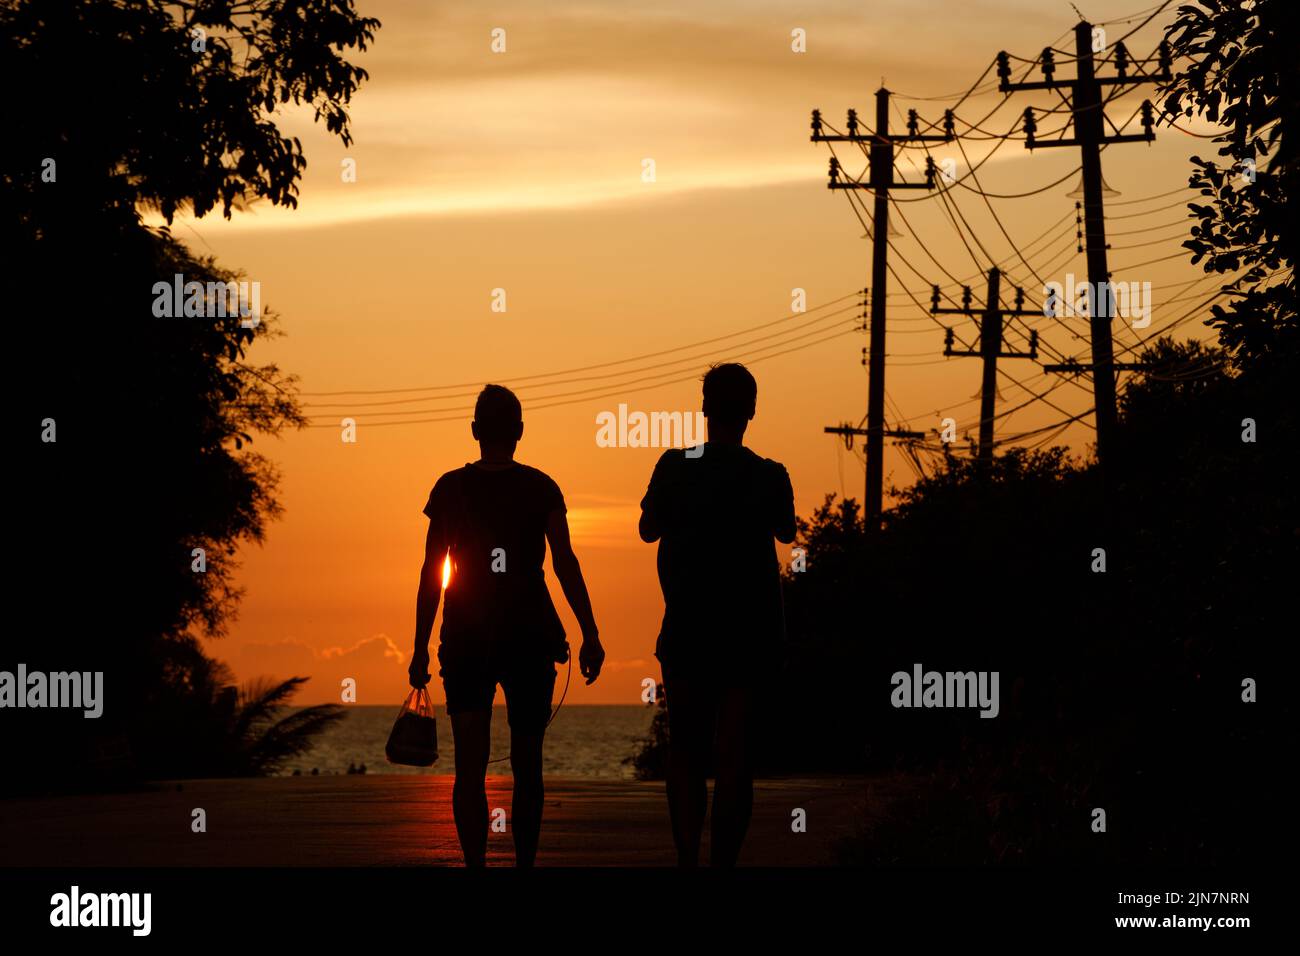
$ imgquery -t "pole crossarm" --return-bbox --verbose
[812,102,953,191]
[824,424,927,441]
[996,40,1171,93]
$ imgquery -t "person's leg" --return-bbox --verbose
[709,683,755,867]
[663,665,714,867]
[449,708,492,866]
[502,660,556,867]
[508,726,546,866]
[441,651,496,866]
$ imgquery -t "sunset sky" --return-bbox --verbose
[170,0,1218,705]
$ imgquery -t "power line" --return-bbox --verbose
[304,323,862,428]
[301,303,862,409]
[839,187,1092,429]
[298,291,862,397]
[305,317,863,420]
[884,128,1096,380]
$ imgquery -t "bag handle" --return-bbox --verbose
[399,686,434,719]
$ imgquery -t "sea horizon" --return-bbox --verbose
[285,703,657,779]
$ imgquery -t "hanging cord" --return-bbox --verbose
[485,650,573,765]
[419,652,572,857]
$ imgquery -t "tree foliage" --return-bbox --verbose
[3,0,379,224]
[2,0,379,789]
[1162,0,1298,366]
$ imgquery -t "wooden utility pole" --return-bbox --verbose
[811,92,952,528]
[997,22,1168,468]
[931,268,1039,468]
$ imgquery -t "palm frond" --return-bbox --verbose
[242,703,346,775]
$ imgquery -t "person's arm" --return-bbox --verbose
[545,507,604,684]
[409,518,446,689]
[638,504,661,543]
[638,453,670,543]
[774,464,797,545]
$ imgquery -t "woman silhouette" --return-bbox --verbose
[408,385,604,866]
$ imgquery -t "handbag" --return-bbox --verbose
[384,687,438,766]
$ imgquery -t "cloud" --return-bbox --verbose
[319,635,407,665]
[156,0,1045,233]
[600,658,651,673]
[237,635,408,705]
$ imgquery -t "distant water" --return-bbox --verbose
[282,705,657,779]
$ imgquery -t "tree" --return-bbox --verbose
[1,0,380,788]
[2,0,379,227]
[1162,0,1298,368]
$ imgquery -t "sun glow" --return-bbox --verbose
[441,552,452,590]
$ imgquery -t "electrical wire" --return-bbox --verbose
[299,292,863,398]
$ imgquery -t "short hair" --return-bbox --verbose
[701,362,757,423]
[473,384,522,442]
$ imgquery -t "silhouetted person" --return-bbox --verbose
[639,363,796,866]
[410,385,604,867]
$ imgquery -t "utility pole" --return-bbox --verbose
[931,267,1039,468]
[811,91,952,528]
[997,22,1168,468]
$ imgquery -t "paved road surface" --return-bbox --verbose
[1,775,874,867]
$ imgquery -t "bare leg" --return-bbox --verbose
[664,668,711,867]
[450,709,491,867]
[709,685,754,867]
[509,727,546,866]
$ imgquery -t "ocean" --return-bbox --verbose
[282,704,657,779]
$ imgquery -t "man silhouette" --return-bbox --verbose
[409,384,604,866]
[639,363,797,866]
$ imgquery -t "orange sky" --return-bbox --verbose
[169,0,1219,704]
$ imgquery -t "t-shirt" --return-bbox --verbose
[639,443,796,678]
[423,462,567,663]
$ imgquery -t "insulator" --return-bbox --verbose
[943,109,955,140]
[944,328,955,354]
[1114,41,1129,79]
[1042,47,1056,82]
[961,286,973,311]
[908,109,919,138]
[1014,287,1025,310]
[811,109,823,138]
[1022,107,1037,148]
[930,284,941,313]
[1158,40,1172,78]
[1141,100,1155,137]
[828,156,840,186]
[996,51,1011,88]
[924,155,937,188]
[847,108,858,136]
[1029,331,1039,358]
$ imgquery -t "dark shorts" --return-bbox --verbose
[660,661,758,765]
[439,653,556,731]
